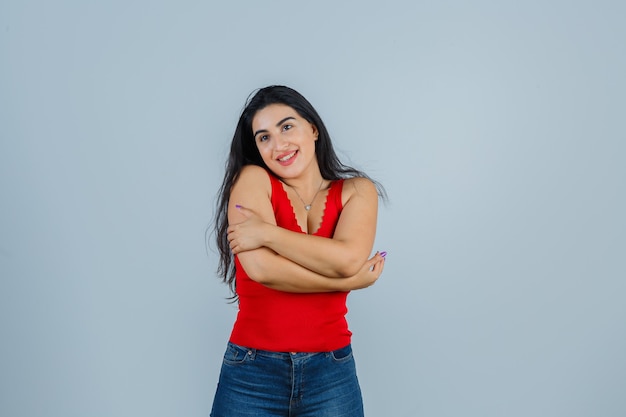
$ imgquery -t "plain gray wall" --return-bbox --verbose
[1,1,625,416]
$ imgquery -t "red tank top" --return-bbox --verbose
[229,171,351,352]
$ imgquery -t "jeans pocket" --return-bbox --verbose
[223,343,252,366]
[330,344,353,363]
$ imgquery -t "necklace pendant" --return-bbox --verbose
[304,205,312,211]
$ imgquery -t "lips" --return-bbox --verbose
[277,150,298,165]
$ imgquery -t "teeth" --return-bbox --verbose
[279,151,296,162]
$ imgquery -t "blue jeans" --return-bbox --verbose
[210,342,364,417]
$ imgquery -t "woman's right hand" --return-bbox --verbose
[228,205,272,254]
[339,252,386,291]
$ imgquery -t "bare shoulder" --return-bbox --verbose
[237,164,270,183]
[234,165,272,193]
[341,176,378,204]
[229,165,274,224]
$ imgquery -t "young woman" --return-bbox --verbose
[211,85,386,417]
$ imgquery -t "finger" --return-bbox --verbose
[376,258,385,276]
[365,253,384,269]
[367,251,386,263]
[230,241,240,254]
[234,204,253,217]
[376,259,385,280]
[365,259,377,271]
[371,258,385,273]
[370,252,386,269]
[365,253,379,266]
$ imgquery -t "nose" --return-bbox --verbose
[274,133,290,149]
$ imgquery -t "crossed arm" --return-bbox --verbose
[228,165,384,293]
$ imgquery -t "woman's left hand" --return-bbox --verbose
[227,205,271,254]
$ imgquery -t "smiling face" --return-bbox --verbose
[251,104,319,180]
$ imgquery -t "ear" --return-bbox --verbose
[311,124,319,140]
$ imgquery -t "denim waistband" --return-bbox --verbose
[227,341,350,360]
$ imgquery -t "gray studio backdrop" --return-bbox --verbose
[1,1,625,416]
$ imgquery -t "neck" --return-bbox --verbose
[282,174,324,195]
[280,162,324,194]
[285,176,326,211]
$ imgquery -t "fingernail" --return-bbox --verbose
[380,251,387,258]
[235,204,242,209]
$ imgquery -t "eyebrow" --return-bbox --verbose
[253,116,296,138]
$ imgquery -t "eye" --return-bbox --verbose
[258,134,269,143]
[282,124,293,131]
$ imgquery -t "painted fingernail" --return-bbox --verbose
[380,251,387,258]
[235,204,242,209]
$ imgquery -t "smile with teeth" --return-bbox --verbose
[278,151,297,162]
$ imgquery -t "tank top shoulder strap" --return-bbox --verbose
[328,178,344,212]
[265,170,286,208]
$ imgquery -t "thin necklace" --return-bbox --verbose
[289,179,325,211]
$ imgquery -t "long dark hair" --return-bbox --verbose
[212,85,385,297]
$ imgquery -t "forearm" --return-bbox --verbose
[227,170,379,282]
[237,248,352,293]
[263,226,369,278]
[264,177,378,277]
